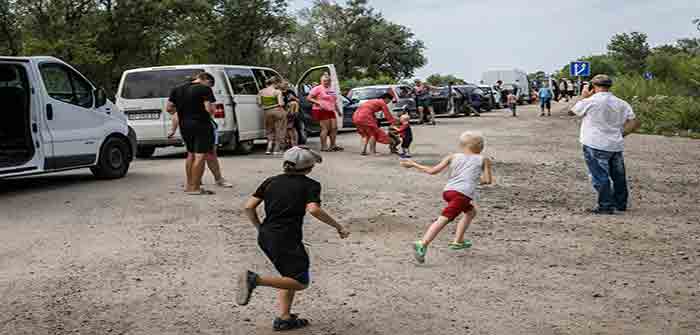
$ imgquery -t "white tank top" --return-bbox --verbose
[444,153,484,200]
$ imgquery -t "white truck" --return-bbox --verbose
[0,56,136,179]
[481,69,531,104]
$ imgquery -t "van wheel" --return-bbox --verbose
[91,137,131,179]
[135,146,156,159]
[235,140,254,154]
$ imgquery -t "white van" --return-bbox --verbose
[481,69,531,104]
[117,64,347,157]
[0,56,136,179]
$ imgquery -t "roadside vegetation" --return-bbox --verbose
[556,29,700,137]
[0,0,426,95]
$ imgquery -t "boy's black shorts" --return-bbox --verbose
[258,232,310,285]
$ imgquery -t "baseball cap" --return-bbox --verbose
[283,146,322,171]
[591,74,613,87]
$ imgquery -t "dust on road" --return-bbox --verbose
[1,103,699,335]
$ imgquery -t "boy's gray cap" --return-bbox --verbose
[591,74,613,87]
[283,146,322,170]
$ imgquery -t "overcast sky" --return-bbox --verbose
[290,0,700,81]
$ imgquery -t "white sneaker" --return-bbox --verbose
[215,179,233,188]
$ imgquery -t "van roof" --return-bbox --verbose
[0,56,63,63]
[350,84,402,90]
[123,64,276,74]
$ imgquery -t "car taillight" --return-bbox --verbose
[214,103,225,119]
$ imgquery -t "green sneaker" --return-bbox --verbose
[413,241,427,264]
[448,240,473,250]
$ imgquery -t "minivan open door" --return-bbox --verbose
[295,65,343,135]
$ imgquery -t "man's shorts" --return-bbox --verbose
[416,98,432,109]
[181,122,215,154]
[441,190,474,220]
[540,98,552,109]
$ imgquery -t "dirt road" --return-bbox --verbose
[1,103,699,335]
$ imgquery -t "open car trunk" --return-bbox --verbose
[0,63,34,169]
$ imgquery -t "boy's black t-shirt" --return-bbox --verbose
[168,83,216,125]
[253,174,322,242]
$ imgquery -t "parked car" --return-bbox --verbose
[478,85,501,109]
[347,85,418,122]
[481,69,531,104]
[117,64,345,157]
[0,56,136,179]
[431,86,468,116]
[452,85,491,113]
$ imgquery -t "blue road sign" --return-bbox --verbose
[570,61,591,77]
[644,72,654,80]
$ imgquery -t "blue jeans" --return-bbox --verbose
[583,145,628,211]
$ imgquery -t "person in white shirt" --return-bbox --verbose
[571,75,641,215]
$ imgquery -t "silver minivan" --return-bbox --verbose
[116,64,343,157]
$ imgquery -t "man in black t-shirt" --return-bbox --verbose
[166,72,217,195]
[238,146,350,331]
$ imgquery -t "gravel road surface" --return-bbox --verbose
[1,102,698,335]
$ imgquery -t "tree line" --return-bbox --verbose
[549,28,700,136]
[0,0,427,94]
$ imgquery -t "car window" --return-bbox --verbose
[396,86,413,98]
[121,69,202,99]
[40,63,94,108]
[251,69,267,89]
[263,70,281,82]
[350,88,388,100]
[225,68,258,95]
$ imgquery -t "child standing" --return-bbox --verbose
[239,146,350,331]
[507,91,518,117]
[400,132,493,264]
[394,114,413,158]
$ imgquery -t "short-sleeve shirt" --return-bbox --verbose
[253,174,322,242]
[309,85,337,112]
[168,83,216,125]
[572,92,636,152]
[538,87,553,100]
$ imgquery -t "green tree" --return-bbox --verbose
[425,73,465,86]
[0,0,21,55]
[607,32,651,74]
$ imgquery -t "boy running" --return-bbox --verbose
[239,146,350,331]
[401,132,493,264]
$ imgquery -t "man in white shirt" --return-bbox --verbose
[571,75,641,215]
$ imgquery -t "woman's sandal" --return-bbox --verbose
[330,146,344,152]
[273,315,310,331]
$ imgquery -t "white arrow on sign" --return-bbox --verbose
[574,63,588,76]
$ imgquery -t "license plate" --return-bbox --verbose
[128,112,160,120]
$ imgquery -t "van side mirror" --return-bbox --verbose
[95,88,107,108]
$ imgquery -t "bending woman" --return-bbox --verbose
[352,93,398,156]
[258,77,286,155]
[307,74,343,152]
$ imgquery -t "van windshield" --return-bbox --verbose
[121,69,204,99]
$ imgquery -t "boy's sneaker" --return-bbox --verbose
[586,207,615,215]
[413,241,427,264]
[399,153,412,159]
[236,270,258,306]
[448,240,472,250]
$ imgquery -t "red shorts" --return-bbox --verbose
[312,109,337,121]
[441,191,474,220]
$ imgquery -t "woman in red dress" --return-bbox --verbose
[352,93,398,155]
